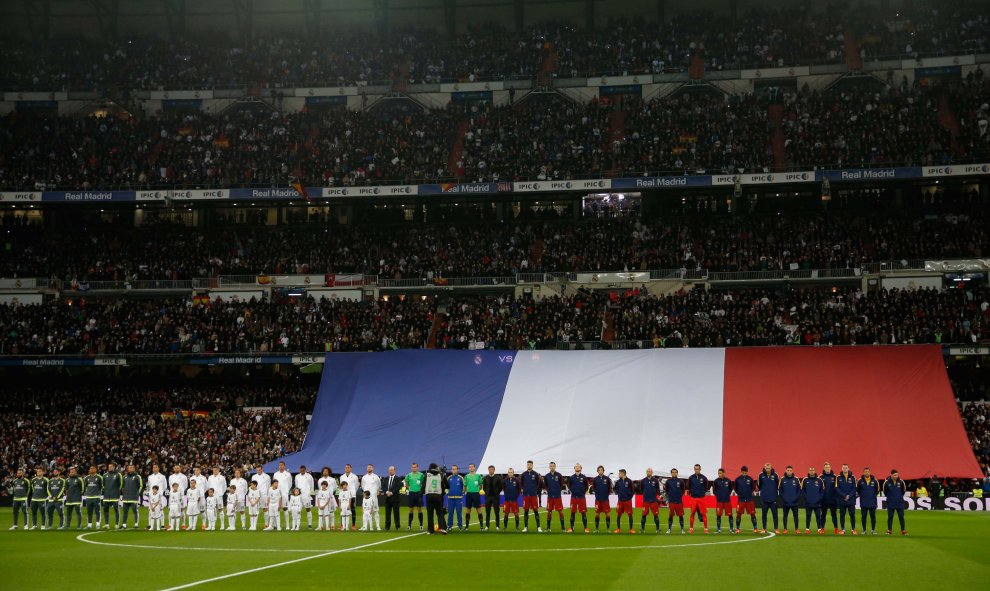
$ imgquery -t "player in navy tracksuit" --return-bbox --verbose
[801,468,825,534]
[543,463,565,532]
[664,469,686,534]
[734,466,758,533]
[857,467,880,534]
[592,467,612,532]
[521,461,542,532]
[687,464,710,533]
[883,469,908,535]
[638,469,662,533]
[757,463,780,532]
[568,465,590,533]
[820,462,839,533]
[836,464,858,534]
[614,470,635,533]
[778,466,801,533]
[712,469,733,534]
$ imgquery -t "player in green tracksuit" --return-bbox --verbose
[64,467,85,529]
[47,468,67,529]
[83,466,103,528]
[121,464,143,529]
[30,467,50,530]
[8,468,30,530]
[102,463,123,529]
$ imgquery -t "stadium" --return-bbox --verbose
[0,0,989,588]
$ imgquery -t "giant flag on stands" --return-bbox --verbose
[269,347,981,480]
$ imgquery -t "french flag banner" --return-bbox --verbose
[270,346,981,480]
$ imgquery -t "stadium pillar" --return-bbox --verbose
[162,0,187,37]
[656,0,665,23]
[23,0,52,41]
[729,0,737,19]
[585,0,594,30]
[513,0,524,35]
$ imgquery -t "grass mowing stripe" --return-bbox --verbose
[157,532,424,591]
[354,531,776,552]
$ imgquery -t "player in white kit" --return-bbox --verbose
[338,481,353,531]
[246,481,262,531]
[167,482,184,531]
[294,466,316,529]
[208,468,228,530]
[316,481,336,530]
[148,485,164,531]
[265,481,282,531]
[225,485,238,530]
[205,488,220,531]
[185,480,203,531]
[251,466,272,528]
[360,490,380,531]
[288,488,303,531]
[230,469,249,530]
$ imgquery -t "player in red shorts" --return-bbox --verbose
[664,468,686,534]
[639,467,662,533]
[567,463,590,533]
[543,462,566,532]
[686,464,710,533]
[614,469,635,533]
[501,467,521,531]
[733,466,758,533]
[712,468,733,533]
[592,465,612,533]
[520,460,542,532]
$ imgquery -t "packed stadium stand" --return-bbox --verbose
[1,0,989,500]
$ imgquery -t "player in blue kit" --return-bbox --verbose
[567,464,590,533]
[521,460,542,533]
[836,464,858,535]
[801,467,825,534]
[757,463,780,533]
[857,467,880,535]
[501,468,522,531]
[820,461,840,534]
[639,468,662,533]
[614,469,635,533]
[664,468,686,534]
[687,464,710,533]
[779,466,801,534]
[592,466,612,533]
[712,468,733,534]
[883,469,908,535]
[544,462,566,532]
[734,466,758,533]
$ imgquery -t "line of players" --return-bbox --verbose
[7,459,911,536]
[438,460,909,536]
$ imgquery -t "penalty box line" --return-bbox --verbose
[157,532,424,591]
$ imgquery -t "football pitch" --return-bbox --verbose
[1,509,988,590]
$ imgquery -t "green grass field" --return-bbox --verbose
[1,507,988,590]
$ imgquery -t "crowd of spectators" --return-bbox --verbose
[0,104,456,191]
[3,210,987,281]
[3,3,987,90]
[0,212,981,280]
[0,296,436,355]
[435,284,989,350]
[0,281,986,356]
[3,79,987,191]
[781,84,954,169]
[959,400,990,478]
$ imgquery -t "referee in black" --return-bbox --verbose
[482,465,503,531]
[424,463,447,535]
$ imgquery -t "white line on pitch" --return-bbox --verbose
[157,532,424,591]
[354,531,777,553]
[75,531,320,553]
